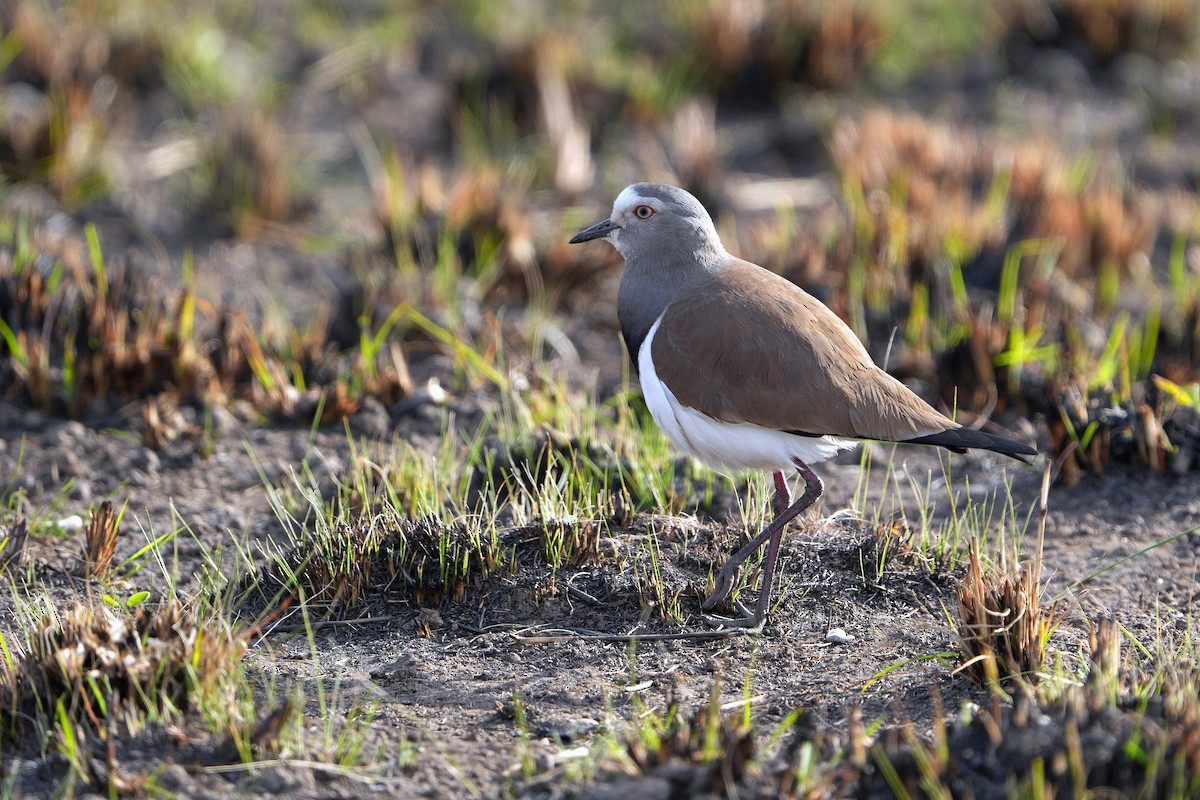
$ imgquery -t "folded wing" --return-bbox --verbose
[652,259,1036,460]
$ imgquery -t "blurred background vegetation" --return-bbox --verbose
[3,0,1200,478]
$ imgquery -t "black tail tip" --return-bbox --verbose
[905,428,1038,462]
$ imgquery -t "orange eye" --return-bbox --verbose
[634,205,655,219]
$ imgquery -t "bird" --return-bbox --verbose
[569,182,1037,631]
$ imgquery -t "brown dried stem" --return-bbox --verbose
[84,501,120,580]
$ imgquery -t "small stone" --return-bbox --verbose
[415,607,444,634]
[391,379,448,417]
[57,450,82,476]
[55,515,84,534]
[208,403,237,435]
[825,628,855,644]
[255,764,315,793]
[1171,446,1192,476]
[52,423,83,446]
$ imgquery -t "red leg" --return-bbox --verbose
[772,470,791,518]
[703,460,823,629]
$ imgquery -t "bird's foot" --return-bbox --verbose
[702,584,767,631]
[701,564,741,610]
[702,605,765,633]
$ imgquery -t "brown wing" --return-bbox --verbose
[652,259,956,442]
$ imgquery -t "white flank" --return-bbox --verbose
[638,316,856,472]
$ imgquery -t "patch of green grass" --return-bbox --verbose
[873,0,991,85]
[822,107,1191,453]
[0,590,247,750]
[629,522,684,623]
[0,500,390,795]
[237,342,756,620]
[583,669,817,798]
[851,443,1033,574]
[0,216,423,425]
[868,608,1200,800]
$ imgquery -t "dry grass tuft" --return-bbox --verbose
[0,1,169,206]
[822,107,1182,419]
[830,109,1154,287]
[680,1,881,99]
[141,389,200,450]
[0,517,30,570]
[1004,0,1197,67]
[197,107,307,237]
[956,543,1054,686]
[0,597,247,741]
[869,617,1200,798]
[0,237,223,414]
[830,110,992,270]
[0,222,415,431]
[858,517,927,577]
[955,464,1057,688]
[1084,616,1125,702]
[619,696,758,796]
[83,501,120,580]
[591,685,851,798]
[1136,666,1200,794]
[1048,377,1196,484]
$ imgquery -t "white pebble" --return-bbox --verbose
[825,628,855,644]
[424,378,447,404]
[55,515,85,534]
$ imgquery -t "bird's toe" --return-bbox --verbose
[702,567,740,610]
[702,608,765,632]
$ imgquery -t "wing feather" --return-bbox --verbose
[651,259,956,442]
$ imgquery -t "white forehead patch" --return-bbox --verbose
[612,185,658,217]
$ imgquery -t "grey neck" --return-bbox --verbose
[617,248,727,371]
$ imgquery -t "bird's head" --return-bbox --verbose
[569,183,725,266]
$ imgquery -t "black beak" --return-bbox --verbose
[569,218,619,244]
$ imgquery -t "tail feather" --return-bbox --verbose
[904,427,1037,464]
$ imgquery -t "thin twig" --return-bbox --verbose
[262,615,398,634]
[565,584,606,605]
[513,627,751,644]
[203,759,406,785]
[1032,460,1051,603]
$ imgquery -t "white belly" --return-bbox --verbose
[637,316,856,472]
